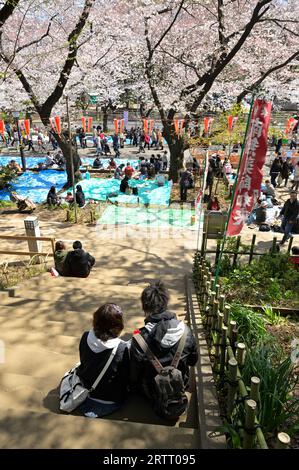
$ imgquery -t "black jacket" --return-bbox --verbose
[76,191,85,207]
[270,158,282,174]
[77,330,130,404]
[63,248,95,277]
[280,199,299,222]
[130,311,198,395]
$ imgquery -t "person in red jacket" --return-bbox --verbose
[124,162,134,178]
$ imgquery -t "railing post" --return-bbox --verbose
[250,377,260,404]
[220,326,228,376]
[276,433,291,449]
[227,358,238,418]
[249,234,256,264]
[243,399,257,449]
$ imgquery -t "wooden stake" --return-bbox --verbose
[243,399,257,449]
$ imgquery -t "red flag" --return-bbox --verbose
[54,117,61,135]
[113,119,119,134]
[285,117,297,135]
[24,119,30,137]
[0,120,4,137]
[227,99,272,236]
[204,117,210,134]
[143,119,148,134]
[87,117,93,133]
[173,119,179,135]
[81,117,86,133]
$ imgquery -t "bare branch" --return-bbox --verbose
[152,0,185,52]
[236,49,299,103]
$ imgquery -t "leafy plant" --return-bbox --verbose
[0,167,17,190]
[242,338,299,436]
[230,304,268,345]
[262,305,284,326]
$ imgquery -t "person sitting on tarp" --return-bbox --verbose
[247,200,267,225]
[63,240,95,278]
[114,164,125,180]
[93,156,103,168]
[8,159,22,172]
[76,184,86,207]
[124,162,134,178]
[47,185,61,206]
[44,152,55,168]
[119,175,131,195]
[156,172,165,187]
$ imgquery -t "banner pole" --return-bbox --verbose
[196,148,209,251]
[213,95,255,287]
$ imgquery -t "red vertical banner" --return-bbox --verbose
[173,119,179,135]
[54,117,61,136]
[87,117,93,133]
[204,117,210,134]
[113,119,119,134]
[24,119,30,137]
[0,120,4,137]
[179,119,185,133]
[143,119,148,134]
[81,117,86,132]
[119,119,125,133]
[227,99,272,236]
[149,120,154,133]
[228,115,233,132]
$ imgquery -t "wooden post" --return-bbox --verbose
[220,326,228,376]
[211,299,219,332]
[215,284,220,299]
[219,294,225,312]
[227,358,238,418]
[228,320,237,343]
[236,343,246,367]
[287,236,293,254]
[207,291,216,331]
[201,231,206,257]
[271,236,277,254]
[223,305,230,326]
[276,432,291,449]
[232,235,241,267]
[243,399,257,449]
[249,234,256,264]
[250,377,260,403]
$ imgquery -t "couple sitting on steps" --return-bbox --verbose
[63,281,198,420]
[54,240,95,278]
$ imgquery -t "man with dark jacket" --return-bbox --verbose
[130,281,198,408]
[280,191,299,245]
[270,156,282,187]
[63,240,95,277]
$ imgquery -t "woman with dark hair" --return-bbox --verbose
[47,186,61,206]
[207,196,220,211]
[75,184,86,207]
[76,303,130,418]
[54,240,68,275]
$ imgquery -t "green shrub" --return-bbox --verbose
[242,338,299,436]
[0,167,17,190]
[230,304,268,344]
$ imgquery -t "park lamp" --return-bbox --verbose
[12,110,26,171]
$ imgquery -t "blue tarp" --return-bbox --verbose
[0,170,66,203]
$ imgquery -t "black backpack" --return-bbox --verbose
[134,327,188,420]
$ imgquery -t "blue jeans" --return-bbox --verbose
[281,217,295,243]
[78,397,121,418]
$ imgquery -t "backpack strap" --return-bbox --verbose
[90,343,118,392]
[171,325,188,369]
[133,333,163,374]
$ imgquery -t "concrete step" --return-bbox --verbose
[0,311,145,339]
[0,408,199,449]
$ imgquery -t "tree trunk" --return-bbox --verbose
[40,115,80,187]
[163,123,185,182]
[102,108,108,132]
[59,139,80,188]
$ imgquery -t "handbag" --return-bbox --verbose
[59,344,118,413]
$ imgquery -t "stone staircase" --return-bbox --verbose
[0,245,201,449]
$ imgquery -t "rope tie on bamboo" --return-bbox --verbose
[242,424,262,435]
[235,394,250,404]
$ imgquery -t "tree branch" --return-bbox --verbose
[152,0,185,52]
[42,0,95,115]
[0,0,20,28]
[236,49,299,103]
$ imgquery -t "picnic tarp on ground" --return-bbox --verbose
[62,178,172,206]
